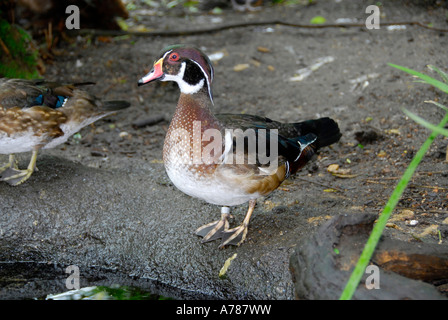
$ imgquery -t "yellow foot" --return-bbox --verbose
[219,224,248,248]
[1,167,34,186]
[0,154,18,175]
[195,208,231,242]
[0,151,38,186]
[219,199,256,248]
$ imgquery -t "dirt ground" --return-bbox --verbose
[1,1,448,299]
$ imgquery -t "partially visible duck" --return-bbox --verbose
[0,79,130,185]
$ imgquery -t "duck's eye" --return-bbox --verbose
[169,52,179,61]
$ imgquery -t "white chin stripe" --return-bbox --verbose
[164,61,213,102]
[163,62,204,95]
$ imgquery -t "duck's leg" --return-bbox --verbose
[219,199,256,248]
[195,206,231,242]
[1,150,38,186]
[0,154,18,175]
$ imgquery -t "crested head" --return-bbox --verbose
[138,44,214,103]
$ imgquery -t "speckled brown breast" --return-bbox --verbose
[163,92,222,177]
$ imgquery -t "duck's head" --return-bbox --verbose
[138,44,214,103]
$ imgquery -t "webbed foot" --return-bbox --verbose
[0,154,18,175]
[195,207,231,242]
[0,151,38,186]
[218,199,256,248]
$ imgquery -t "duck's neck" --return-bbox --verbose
[164,89,221,166]
[171,89,219,132]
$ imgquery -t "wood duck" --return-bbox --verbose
[138,44,341,248]
[0,79,130,186]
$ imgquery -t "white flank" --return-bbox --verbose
[0,114,109,154]
[165,164,256,206]
[43,115,106,149]
[0,131,44,154]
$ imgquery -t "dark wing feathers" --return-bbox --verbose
[0,79,95,109]
[215,113,340,177]
[216,113,341,165]
[216,113,341,147]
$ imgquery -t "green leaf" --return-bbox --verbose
[166,0,179,9]
[389,63,448,94]
[211,7,223,14]
[183,0,199,7]
[116,17,129,31]
[310,16,326,24]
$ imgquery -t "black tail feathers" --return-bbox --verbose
[293,117,341,149]
[102,100,131,111]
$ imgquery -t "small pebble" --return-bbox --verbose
[233,64,250,72]
[119,131,129,139]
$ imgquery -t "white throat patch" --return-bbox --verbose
[164,62,205,95]
[162,57,214,104]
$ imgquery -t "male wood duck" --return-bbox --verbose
[0,79,130,186]
[138,44,341,248]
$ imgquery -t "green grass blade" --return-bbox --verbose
[389,63,448,94]
[427,65,448,84]
[403,108,448,137]
[339,110,448,300]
